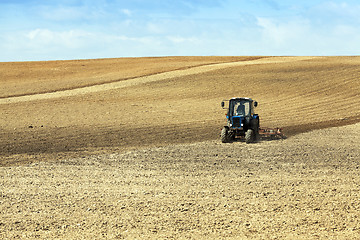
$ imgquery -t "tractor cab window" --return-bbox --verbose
[233,101,251,116]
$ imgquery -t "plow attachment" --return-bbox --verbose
[259,127,286,140]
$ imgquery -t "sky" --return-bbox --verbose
[1,0,360,61]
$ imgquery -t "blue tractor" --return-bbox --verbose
[221,97,260,143]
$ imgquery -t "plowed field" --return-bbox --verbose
[1,56,360,239]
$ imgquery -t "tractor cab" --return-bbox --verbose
[228,98,257,117]
[222,98,258,128]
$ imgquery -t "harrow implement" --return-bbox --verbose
[258,127,286,140]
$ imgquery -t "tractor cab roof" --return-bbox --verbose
[221,97,258,109]
[230,97,253,102]
[230,97,254,102]
[227,97,258,108]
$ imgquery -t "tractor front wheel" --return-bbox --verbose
[221,127,230,143]
[245,129,255,144]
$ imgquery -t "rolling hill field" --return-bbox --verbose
[1,56,360,239]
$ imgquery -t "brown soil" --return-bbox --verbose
[0,56,259,98]
[1,56,360,239]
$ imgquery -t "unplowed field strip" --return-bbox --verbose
[1,56,262,98]
[0,57,316,104]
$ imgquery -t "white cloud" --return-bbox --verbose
[25,29,93,48]
[114,35,155,44]
[256,17,310,45]
[166,36,198,44]
[120,9,132,17]
[320,1,360,19]
[146,22,164,34]
[255,12,360,56]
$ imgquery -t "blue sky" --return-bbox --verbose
[1,0,360,61]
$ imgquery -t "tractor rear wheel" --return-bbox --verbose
[245,129,255,144]
[221,127,230,143]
